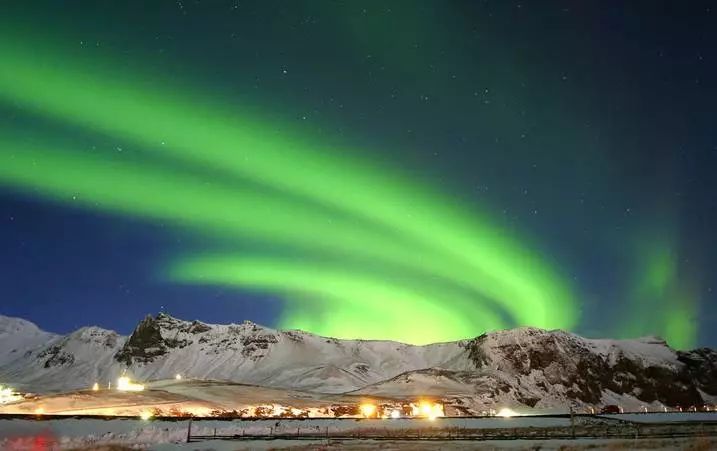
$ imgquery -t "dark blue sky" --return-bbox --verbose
[0,1,715,347]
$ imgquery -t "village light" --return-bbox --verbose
[359,403,376,418]
[92,382,99,391]
[390,409,401,419]
[497,407,517,418]
[117,376,144,392]
[140,410,153,420]
[175,374,182,380]
[414,401,443,420]
[0,385,22,405]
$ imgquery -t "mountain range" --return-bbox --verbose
[1,313,715,413]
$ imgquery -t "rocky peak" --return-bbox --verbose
[114,314,167,365]
[155,312,186,328]
[113,313,276,365]
[153,312,215,335]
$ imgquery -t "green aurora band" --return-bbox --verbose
[619,236,698,349]
[170,256,508,343]
[0,30,580,342]
[0,139,505,342]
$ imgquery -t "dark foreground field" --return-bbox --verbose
[2,412,715,450]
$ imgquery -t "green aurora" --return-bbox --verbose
[0,31,579,343]
[618,236,699,350]
[0,24,697,347]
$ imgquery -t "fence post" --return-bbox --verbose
[186,417,192,443]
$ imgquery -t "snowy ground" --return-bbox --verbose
[1,413,715,450]
[0,379,367,417]
[602,412,717,423]
[157,437,717,450]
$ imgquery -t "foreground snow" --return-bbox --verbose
[156,437,717,451]
[1,414,715,450]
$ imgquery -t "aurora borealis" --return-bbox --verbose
[1,1,714,348]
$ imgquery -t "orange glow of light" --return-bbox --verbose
[412,401,443,420]
[359,403,376,418]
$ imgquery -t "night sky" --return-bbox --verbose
[1,1,715,348]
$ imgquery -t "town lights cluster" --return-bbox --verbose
[359,401,444,420]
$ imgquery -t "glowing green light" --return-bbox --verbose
[170,256,506,344]
[620,237,697,349]
[0,29,580,342]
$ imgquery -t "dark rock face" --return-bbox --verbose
[282,330,304,343]
[114,313,217,365]
[38,345,75,368]
[600,355,701,407]
[464,333,489,367]
[461,328,716,408]
[115,314,168,365]
[241,333,278,360]
[113,313,281,365]
[678,348,717,396]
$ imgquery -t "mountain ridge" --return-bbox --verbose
[0,313,715,413]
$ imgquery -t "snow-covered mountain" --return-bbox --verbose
[0,313,715,412]
[0,315,57,367]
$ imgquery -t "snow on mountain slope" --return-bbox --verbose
[460,327,716,409]
[352,327,717,412]
[0,313,715,412]
[351,368,484,397]
[112,313,467,394]
[0,313,465,394]
[0,315,57,367]
[0,324,125,392]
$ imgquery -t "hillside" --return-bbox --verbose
[0,313,714,412]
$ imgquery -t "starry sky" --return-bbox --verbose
[0,1,715,348]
